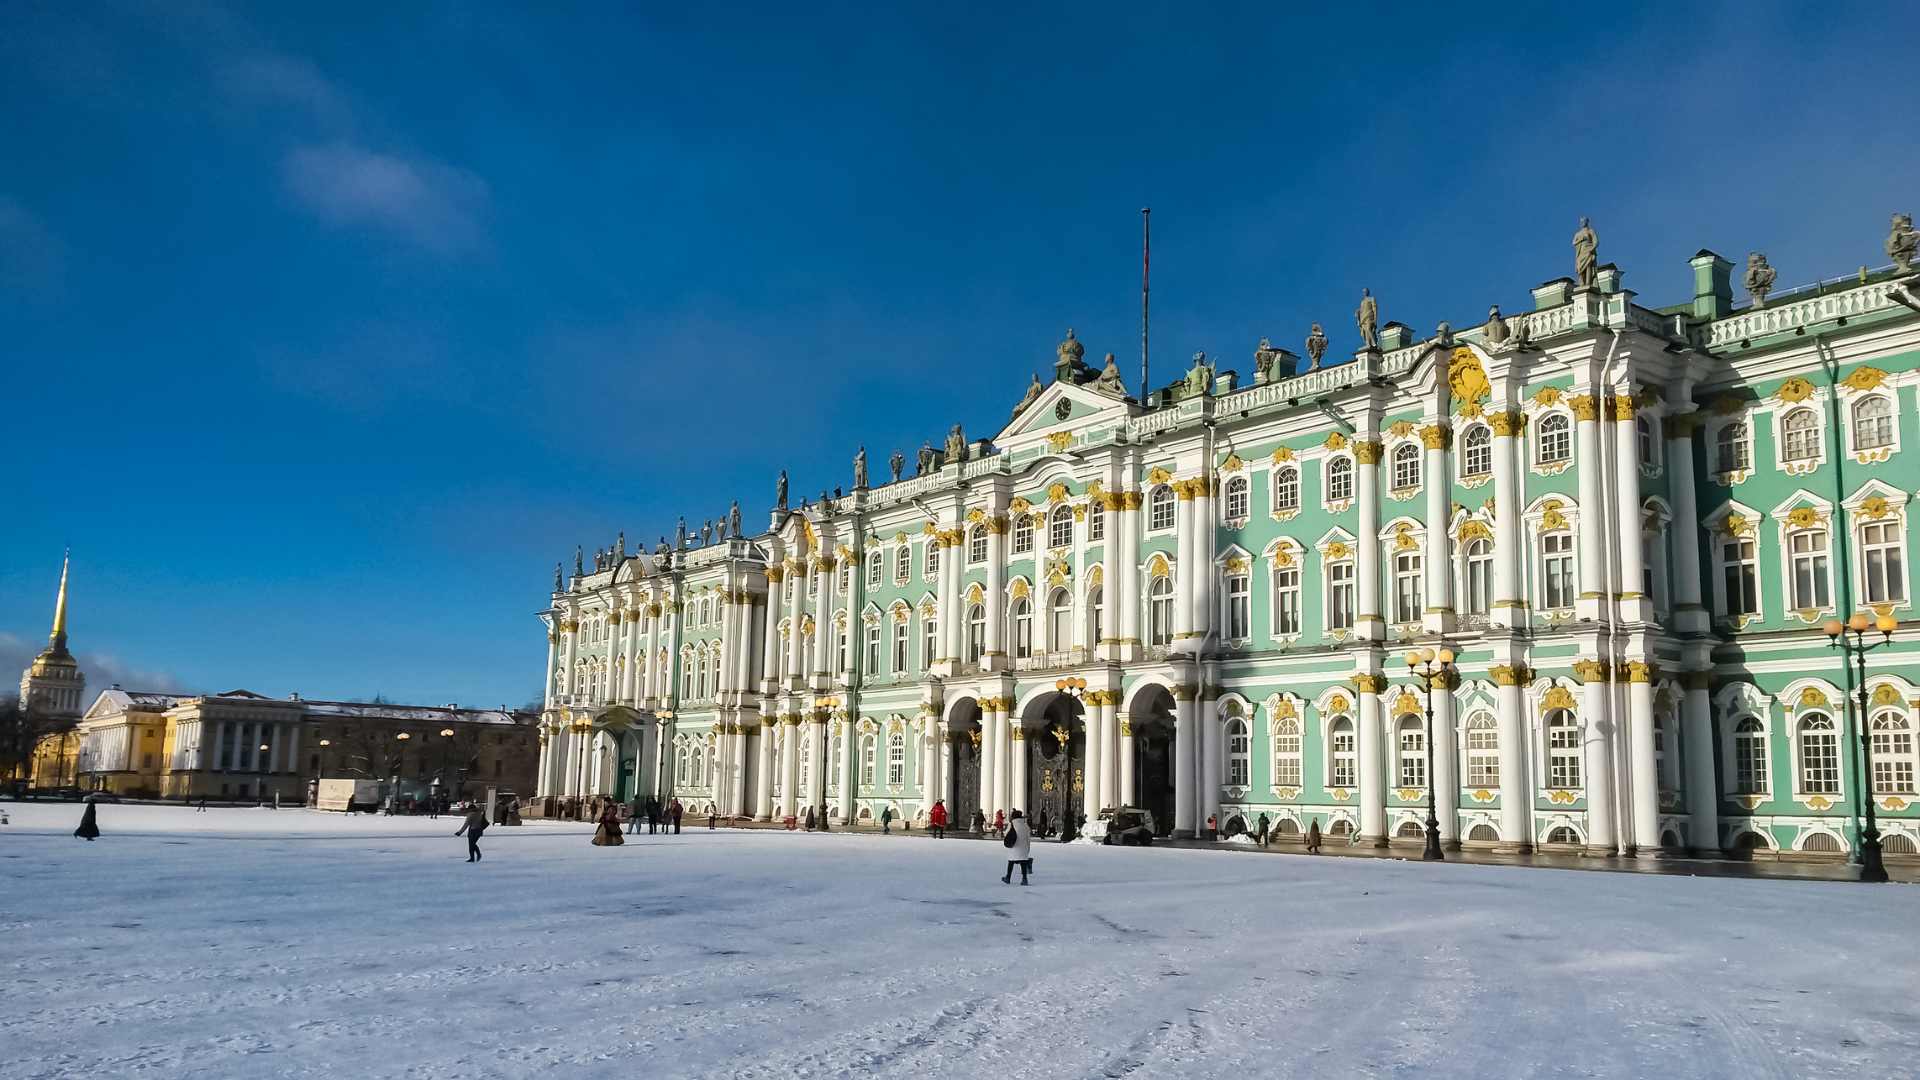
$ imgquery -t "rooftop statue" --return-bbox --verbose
[1573,217,1599,288]
[701,520,713,546]
[888,449,905,483]
[853,445,868,489]
[1355,290,1379,351]
[675,517,687,550]
[775,469,788,510]
[1253,338,1277,382]
[554,561,563,592]
[916,442,936,476]
[1011,373,1043,421]
[1305,322,1328,369]
[1482,305,1510,347]
[1510,311,1533,351]
[1744,252,1777,308]
[1887,213,1917,274]
[574,546,584,576]
[1185,352,1213,396]
[616,530,625,558]
[1091,351,1127,397]
[729,500,742,536]
[1057,328,1084,367]
[1433,321,1454,349]
[945,423,967,463]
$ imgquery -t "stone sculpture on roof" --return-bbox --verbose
[1573,217,1599,288]
[1744,253,1777,307]
[1305,322,1328,370]
[1886,213,1916,274]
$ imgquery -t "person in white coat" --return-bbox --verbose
[1000,809,1033,885]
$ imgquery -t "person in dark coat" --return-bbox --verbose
[646,797,659,834]
[455,807,488,861]
[971,808,986,835]
[1306,819,1323,854]
[880,806,893,834]
[1257,813,1271,848]
[74,802,100,841]
[628,796,644,834]
[670,798,683,834]
[803,805,816,831]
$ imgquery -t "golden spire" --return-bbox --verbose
[49,549,69,648]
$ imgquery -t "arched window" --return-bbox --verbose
[675,743,689,785]
[1391,443,1420,491]
[1148,576,1175,646]
[1271,556,1301,635]
[1716,420,1750,473]
[1087,585,1105,647]
[827,732,843,794]
[1273,466,1300,512]
[861,734,877,784]
[1224,567,1250,640]
[1272,718,1303,787]
[1788,527,1831,610]
[1463,538,1493,615]
[968,525,988,565]
[894,546,910,584]
[965,603,986,662]
[1465,713,1498,787]
[681,651,695,699]
[1398,716,1427,788]
[1872,711,1917,794]
[1546,709,1581,789]
[1224,476,1249,521]
[1327,457,1354,501]
[769,728,784,797]
[1854,395,1894,451]
[887,731,906,785]
[891,618,908,672]
[1049,506,1074,550]
[925,540,941,579]
[1149,486,1176,531]
[1009,597,1033,659]
[864,621,881,673]
[1013,515,1035,554]
[1797,713,1840,794]
[1733,717,1768,794]
[1782,408,1820,461]
[1048,588,1073,652]
[1461,426,1491,478]
[1328,717,1356,788]
[1088,499,1105,541]
[1537,413,1572,464]
[867,550,883,586]
[1226,717,1250,787]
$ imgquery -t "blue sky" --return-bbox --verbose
[2,2,1910,707]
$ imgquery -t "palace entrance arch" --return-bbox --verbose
[945,697,982,830]
[1126,685,1177,837]
[1020,690,1086,837]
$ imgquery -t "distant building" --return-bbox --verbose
[20,553,85,787]
[62,689,540,802]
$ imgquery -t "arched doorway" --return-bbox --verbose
[946,698,982,830]
[614,729,641,803]
[1022,691,1085,838]
[1127,685,1176,836]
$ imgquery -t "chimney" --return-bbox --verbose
[1690,250,1733,319]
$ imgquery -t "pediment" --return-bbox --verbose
[993,378,1136,447]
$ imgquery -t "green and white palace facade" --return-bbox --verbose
[536,238,1920,861]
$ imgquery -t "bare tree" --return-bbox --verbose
[0,700,78,792]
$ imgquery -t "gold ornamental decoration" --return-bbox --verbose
[1448,347,1491,409]
[1047,431,1074,453]
[1324,431,1349,451]
[1539,499,1569,531]
[1272,445,1295,463]
[1327,693,1351,713]
[1420,423,1452,450]
[1388,420,1416,438]
[1611,394,1636,421]
[1571,659,1609,683]
[1569,394,1598,422]
[1146,466,1173,485]
[1354,440,1383,464]
[1842,366,1888,392]
[1487,409,1525,437]
[1774,376,1815,404]
[1859,495,1891,520]
[1532,386,1563,407]
[1541,686,1576,712]
[1798,687,1830,709]
[1786,506,1824,529]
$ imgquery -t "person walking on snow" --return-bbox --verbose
[928,799,947,839]
[1000,809,1033,885]
[591,803,625,846]
[1306,819,1323,854]
[74,801,101,841]
[455,806,488,861]
[881,806,893,834]
[993,808,1006,833]
[1257,813,1271,848]
[628,796,644,835]
[670,798,683,834]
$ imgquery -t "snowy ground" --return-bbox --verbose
[2,803,1914,1080]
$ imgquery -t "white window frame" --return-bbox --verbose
[1540,531,1576,611]
[1328,716,1356,788]
[1326,558,1355,631]
[1545,708,1581,790]
[968,525,988,565]
[1850,393,1897,454]
[1273,717,1302,787]
[1013,516,1035,554]
[1223,476,1250,522]
[1148,486,1176,532]
[1732,716,1768,795]
[1777,406,1823,466]
[1049,506,1074,550]
[1794,712,1842,796]
[1871,710,1917,795]
[1464,713,1498,789]
[1088,500,1105,541]
[1391,550,1423,624]
[1325,455,1354,503]
[887,732,906,786]
[1397,716,1426,789]
[1010,597,1033,659]
[1272,465,1300,513]
[1224,571,1250,641]
[1536,412,1572,466]
[1147,576,1175,646]
[1460,425,1492,478]
[1048,587,1073,652]
[1462,538,1493,616]
[1390,442,1420,492]
[1784,525,1833,612]
[1271,558,1301,636]
[1226,717,1250,787]
[1858,518,1907,606]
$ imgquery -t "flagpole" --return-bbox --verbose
[1140,207,1151,399]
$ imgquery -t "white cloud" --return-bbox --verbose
[0,632,192,698]
[282,143,488,254]
[218,52,352,130]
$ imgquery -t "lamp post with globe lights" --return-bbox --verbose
[1823,610,1897,883]
[1403,646,1457,862]
[393,731,412,813]
[256,742,271,806]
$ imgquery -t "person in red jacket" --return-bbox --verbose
[993,808,1006,833]
[928,799,948,839]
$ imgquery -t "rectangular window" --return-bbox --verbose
[894,547,910,585]
[1801,728,1841,794]
[1872,721,1915,794]
[864,623,881,674]
[1273,729,1302,787]
[1328,562,1354,630]
[1392,552,1423,623]
[1722,537,1759,616]
[888,737,905,786]
[1330,726,1356,788]
[1465,546,1492,616]
[1789,530,1830,610]
[1225,574,1250,639]
[892,621,908,672]
[1466,725,1499,788]
[868,553,882,586]
[1543,533,1575,610]
[1734,725,1768,794]
[1548,724,1581,789]
[1272,567,1300,635]
[922,617,938,668]
[1088,502,1105,541]
[1862,521,1906,605]
[1398,725,1426,788]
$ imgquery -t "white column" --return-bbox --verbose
[730,724,749,817]
[1423,423,1453,632]
[1200,693,1223,836]
[1581,669,1618,854]
[1355,441,1383,640]
[807,716,827,812]
[1098,693,1118,811]
[1681,673,1719,854]
[941,533,964,665]
[1667,415,1707,633]
[1118,492,1142,655]
[780,716,800,818]
[1193,481,1215,645]
[786,563,807,682]
[1430,675,1458,846]
[1357,675,1387,844]
[1574,394,1607,620]
[996,707,1014,820]
[1083,697,1103,819]
[536,727,553,796]
[543,632,559,710]
[811,564,834,676]
[1490,412,1526,628]
[1010,726,1028,813]
[1495,673,1531,849]
[754,715,775,819]
[1173,689,1197,836]
[1173,483,1197,647]
[1625,663,1660,855]
[646,606,664,701]
[984,518,1006,668]
[979,700,999,819]
[1614,395,1650,623]
[919,720,936,817]
[759,575,782,689]
[1118,712,1136,807]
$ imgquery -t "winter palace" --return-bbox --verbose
[536,219,1920,862]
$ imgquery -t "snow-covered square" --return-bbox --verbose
[2,803,1914,1079]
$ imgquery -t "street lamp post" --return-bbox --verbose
[314,738,331,807]
[438,727,456,810]
[394,731,412,813]
[1823,610,1897,884]
[1403,646,1458,863]
[256,742,270,807]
